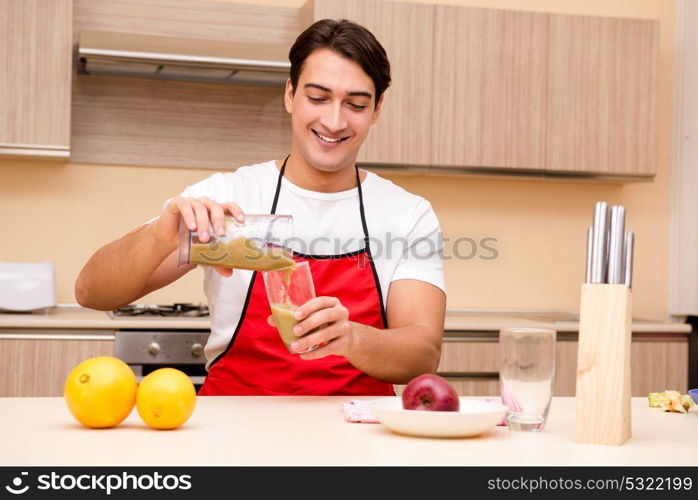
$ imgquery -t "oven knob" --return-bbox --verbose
[191,342,204,357]
[148,342,161,356]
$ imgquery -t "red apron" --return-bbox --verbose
[199,156,394,396]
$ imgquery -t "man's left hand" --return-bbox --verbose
[287,296,354,359]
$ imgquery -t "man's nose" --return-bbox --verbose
[320,102,348,134]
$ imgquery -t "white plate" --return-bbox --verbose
[369,397,507,438]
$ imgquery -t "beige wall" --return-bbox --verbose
[0,0,675,319]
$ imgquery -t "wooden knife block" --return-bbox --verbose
[574,283,632,446]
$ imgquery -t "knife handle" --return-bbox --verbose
[624,231,634,289]
[585,226,593,283]
[608,206,626,284]
[591,201,609,283]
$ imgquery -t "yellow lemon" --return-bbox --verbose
[64,356,137,428]
[136,368,196,430]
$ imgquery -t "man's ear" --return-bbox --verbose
[284,78,294,114]
[370,94,384,125]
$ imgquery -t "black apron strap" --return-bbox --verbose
[355,166,388,328]
[355,165,371,243]
[271,156,386,327]
[270,154,290,215]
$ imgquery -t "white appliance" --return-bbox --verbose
[0,261,56,311]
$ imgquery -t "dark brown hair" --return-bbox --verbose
[289,19,391,108]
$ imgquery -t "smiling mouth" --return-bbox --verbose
[312,129,350,144]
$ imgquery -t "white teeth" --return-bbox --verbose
[315,131,344,143]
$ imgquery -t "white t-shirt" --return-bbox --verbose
[164,160,445,368]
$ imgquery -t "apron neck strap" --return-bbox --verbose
[270,155,370,241]
[270,154,290,215]
[355,164,370,243]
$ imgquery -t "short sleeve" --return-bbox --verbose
[391,199,446,294]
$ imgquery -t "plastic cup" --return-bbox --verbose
[178,214,293,270]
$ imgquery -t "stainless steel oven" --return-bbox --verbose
[115,330,209,389]
[111,303,210,390]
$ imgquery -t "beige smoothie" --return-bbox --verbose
[270,303,319,353]
[189,236,295,271]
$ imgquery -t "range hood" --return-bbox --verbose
[78,30,290,86]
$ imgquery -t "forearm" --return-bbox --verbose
[75,222,175,310]
[345,323,442,384]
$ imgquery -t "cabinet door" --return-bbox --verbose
[0,0,73,159]
[436,333,688,397]
[394,337,501,396]
[631,335,689,395]
[547,14,658,176]
[0,334,114,397]
[554,338,579,396]
[432,6,548,171]
[307,0,434,166]
[552,336,688,396]
[438,337,499,373]
[436,337,500,396]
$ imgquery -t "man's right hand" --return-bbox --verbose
[153,196,246,278]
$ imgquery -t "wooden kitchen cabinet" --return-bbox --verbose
[0,0,73,160]
[305,1,657,178]
[63,0,659,176]
[0,331,114,397]
[432,6,548,171]
[71,0,298,170]
[301,0,434,166]
[434,7,659,176]
[383,336,502,396]
[437,337,499,373]
[551,335,689,396]
[432,333,688,397]
[430,336,501,397]
[546,14,659,176]
[554,338,578,396]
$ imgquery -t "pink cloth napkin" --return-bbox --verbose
[341,399,379,423]
[341,398,507,425]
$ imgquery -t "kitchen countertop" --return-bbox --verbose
[444,310,691,333]
[0,397,695,466]
[0,306,211,330]
[0,305,690,333]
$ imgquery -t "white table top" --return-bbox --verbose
[0,397,695,466]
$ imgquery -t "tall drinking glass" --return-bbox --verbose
[499,327,556,432]
[263,261,320,354]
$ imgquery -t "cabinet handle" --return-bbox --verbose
[438,372,499,379]
[0,144,69,160]
[443,335,498,342]
[0,334,115,341]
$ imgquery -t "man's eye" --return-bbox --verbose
[349,103,367,110]
[308,97,325,102]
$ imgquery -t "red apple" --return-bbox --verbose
[402,374,460,411]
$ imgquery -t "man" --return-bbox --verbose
[75,19,446,395]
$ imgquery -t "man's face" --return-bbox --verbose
[284,48,383,173]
